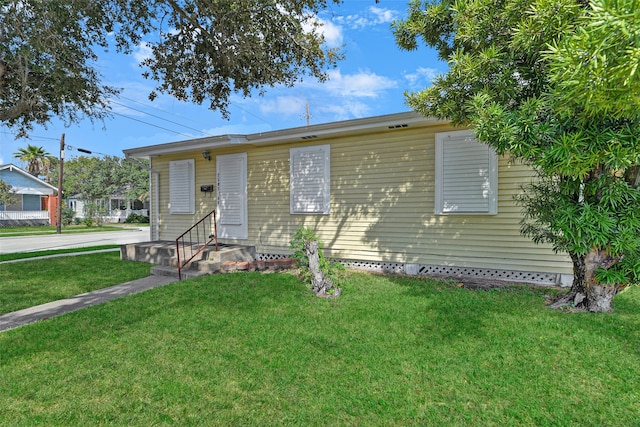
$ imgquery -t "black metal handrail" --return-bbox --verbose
[175,209,218,280]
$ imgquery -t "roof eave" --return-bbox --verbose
[123,134,248,158]
[122,112,449,158]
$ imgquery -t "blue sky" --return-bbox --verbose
[0,1,446,164]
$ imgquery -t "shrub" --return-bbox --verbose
[124,213,150,224]
[61,207,75,226]
[289,226,345,295]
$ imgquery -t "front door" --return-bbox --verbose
[216,153,248,239]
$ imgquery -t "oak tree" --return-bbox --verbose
[1,0,342,136]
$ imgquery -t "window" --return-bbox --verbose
[169,159,195,214]
[290,145,330,214]
[435,130,498,214]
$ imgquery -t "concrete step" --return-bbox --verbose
[166,245,256,267]
[150,265,210,280]
[121,241,176,265]
[190,260,222,274]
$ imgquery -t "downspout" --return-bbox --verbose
[153,168,159,241]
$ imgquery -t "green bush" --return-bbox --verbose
[289,226,346,290]
[124,213,150,224]
[61,207,75,226]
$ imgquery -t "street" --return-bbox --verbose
[0,227,151,254]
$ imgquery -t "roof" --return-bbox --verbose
[123,111,448,158]
[0,164,58,195]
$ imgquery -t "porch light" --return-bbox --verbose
[202,150,211,161]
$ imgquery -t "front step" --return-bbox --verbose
[150,264,221,279]
[121,242,261,280]
[153,245,256,279]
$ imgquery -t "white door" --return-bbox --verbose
[216,153,248,239]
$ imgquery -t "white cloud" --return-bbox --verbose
[133,42,153,65]
[335,6,400,30]
[303,16,344,48]
[316,100,371,120]
[324,69,398,98]
[369,6,398,25]
[403,67,441,88]
[258,96,306,116]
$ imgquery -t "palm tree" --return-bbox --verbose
[13,144,53,178]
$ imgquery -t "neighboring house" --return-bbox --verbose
[0,164,57,226]
[124,111,573,285]
[68,193,149,223]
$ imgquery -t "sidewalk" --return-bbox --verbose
[0,274,178,333]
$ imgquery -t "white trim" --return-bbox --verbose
[435,130,498,215]
[290,145,330,215]
[123,112,447,158]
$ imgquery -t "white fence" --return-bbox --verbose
[102,209,149,223]
[0,211,49,221]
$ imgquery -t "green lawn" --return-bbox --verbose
[0,252,152,314]
[0,270,638,426]
[0,224,146,237]
[0,245,120,263]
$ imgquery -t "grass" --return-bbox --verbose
[0,252,152,314]
[0,245,120,262]
[0,270,638,426]
[0,223,146,237]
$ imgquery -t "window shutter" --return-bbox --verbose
[290,145,330,214]
[435,131,497,214]
[169,159,195,214]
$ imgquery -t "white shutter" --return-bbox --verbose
[169,159,195,214]
[290,145,330,214]
[218,155,244,226]
[435,131,497,214]
[216,153,248,239]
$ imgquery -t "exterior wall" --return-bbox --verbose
[150,124,573,276]
[0,168,53,193]
[23,194,41,211]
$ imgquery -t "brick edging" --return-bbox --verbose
[222,258,296,273]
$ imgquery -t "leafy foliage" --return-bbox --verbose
[394,0,640,309]
[289,226,346,291]
[124,213,150,224]
[62,156,149,203]
[0,178,17,207]
[61,207,75,226]
[12,144,54,179]
[1,0,342,137]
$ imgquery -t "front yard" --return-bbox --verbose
[0,259,638,426]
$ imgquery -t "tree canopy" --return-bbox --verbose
[394,0,640,311]
[62,155,149,203]
[0,0,342,136]
[0,178,17,207]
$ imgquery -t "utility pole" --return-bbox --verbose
[304,102,311,126]
[56,133,65,234]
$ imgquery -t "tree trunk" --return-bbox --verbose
[304,240,334,296]
[550,249,622,312]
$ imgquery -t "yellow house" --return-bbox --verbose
[123,111,573,285]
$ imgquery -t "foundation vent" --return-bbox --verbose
[255,254,561,286]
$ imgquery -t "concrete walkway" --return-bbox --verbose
[0,274,178,333]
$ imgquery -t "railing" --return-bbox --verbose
[0,211,49,220]
[175,209,218,280]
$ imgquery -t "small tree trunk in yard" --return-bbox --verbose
[305,240,334,296]
[582,248,621,312]
[551,249,623,312]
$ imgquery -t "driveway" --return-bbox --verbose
[0,227,151,254]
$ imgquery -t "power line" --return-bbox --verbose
[110,100,213,136]
[109,110,195,138]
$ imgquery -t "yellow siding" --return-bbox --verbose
[151,124,573,275]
